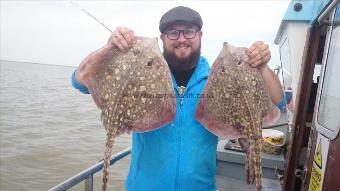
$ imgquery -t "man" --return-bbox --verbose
[72,6,283,191]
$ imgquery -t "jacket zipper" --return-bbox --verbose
[174,79,206,190]
[175,86,185,190]
[178,86,186,107]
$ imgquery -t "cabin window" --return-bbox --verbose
[279,37,292,91]
[317,22,340,136]
[279,37,291,73]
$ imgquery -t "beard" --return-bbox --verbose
[163,42,201,73]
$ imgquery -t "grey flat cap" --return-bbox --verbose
[159,6,203,33]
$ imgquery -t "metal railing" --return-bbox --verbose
[48,147,131,191]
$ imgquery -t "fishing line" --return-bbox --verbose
[70,1,112,33]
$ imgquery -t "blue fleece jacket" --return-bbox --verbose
[125,57,217,191]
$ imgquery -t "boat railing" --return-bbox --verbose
[48,146,131,191]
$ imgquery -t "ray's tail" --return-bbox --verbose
[102,132,115,191]
[253,138,262,191]
[239,138,262,191]
[238,138,254,184]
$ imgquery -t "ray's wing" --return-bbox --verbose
[81,47,121,110]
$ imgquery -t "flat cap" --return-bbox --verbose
[159,6,203,33]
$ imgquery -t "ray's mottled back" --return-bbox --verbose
[195,42,280,191]
[82,37,176,191]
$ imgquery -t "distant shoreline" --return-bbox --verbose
[0,59,77,69]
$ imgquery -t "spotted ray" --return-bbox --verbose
[82,37,176,191]
[195,42,280,191]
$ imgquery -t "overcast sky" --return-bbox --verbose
[0,0,290,68]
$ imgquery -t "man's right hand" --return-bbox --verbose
[107,27,135,52]
[75,27,135,87]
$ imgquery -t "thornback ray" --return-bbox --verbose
[81,37,176,191]
[195,42,280,191]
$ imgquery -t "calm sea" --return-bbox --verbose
[0,60,131,191]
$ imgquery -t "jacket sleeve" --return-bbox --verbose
[276,93,287,111]
[71,70,90,94]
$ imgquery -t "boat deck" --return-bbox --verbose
[216,175,282,191]
[216,139,285,191]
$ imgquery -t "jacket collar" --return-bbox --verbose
[187,56,210,88]
[170,56,210,91]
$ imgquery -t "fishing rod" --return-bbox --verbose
[69,1,113,33]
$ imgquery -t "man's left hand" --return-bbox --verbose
[247,41,271,69]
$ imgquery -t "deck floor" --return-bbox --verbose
[216,175,282,191]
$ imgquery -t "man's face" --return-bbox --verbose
[160,24,202,72]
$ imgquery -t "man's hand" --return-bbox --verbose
[76,27,135,86]
[107,27,135,52]
[246,41,271,69]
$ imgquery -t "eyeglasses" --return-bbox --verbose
[165,28,198,40]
